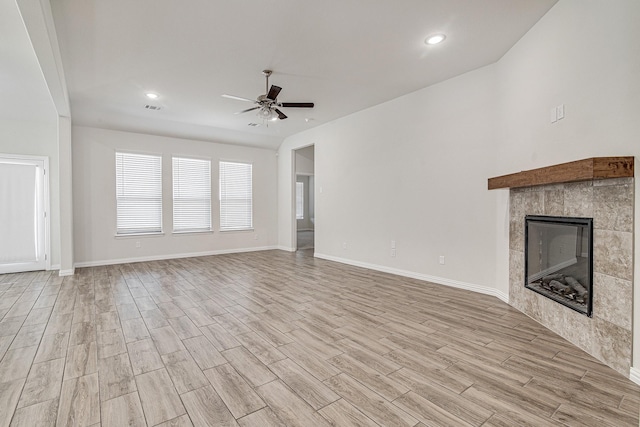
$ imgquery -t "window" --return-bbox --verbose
[115,152,162,235]
[296,181,304,220]
[173,157,211,232]
[219,161,252,231]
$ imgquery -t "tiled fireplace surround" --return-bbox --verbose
[508,177,634,376]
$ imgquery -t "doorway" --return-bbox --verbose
[0,154,49,274]
[294,146,314,251]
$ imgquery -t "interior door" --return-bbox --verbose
[0,155,48,274]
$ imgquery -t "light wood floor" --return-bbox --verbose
[0,249,638,426]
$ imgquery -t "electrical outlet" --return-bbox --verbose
[342,242,347,250]
[439,255,445,265]
[391,240,396,249]
[391,248,396,257]
[135,241,141,248]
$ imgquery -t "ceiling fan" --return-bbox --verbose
[222,70,314,121]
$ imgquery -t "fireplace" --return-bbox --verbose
[525,215,593,316]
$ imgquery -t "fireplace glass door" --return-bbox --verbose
[524,215,593,317]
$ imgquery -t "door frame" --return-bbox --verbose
[292,144,315,251]
[0,153,51,273]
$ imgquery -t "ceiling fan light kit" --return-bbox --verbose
[222,69,315,125]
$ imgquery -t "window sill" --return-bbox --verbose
[115,232,165,238]
[172,230,214,235]
[219,228,254,233]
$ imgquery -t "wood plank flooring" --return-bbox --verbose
[0,249,638,426]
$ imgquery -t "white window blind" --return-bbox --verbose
[219,161,252,231]
[296,181,304,220]
[116,152,162,234]
[173,157,211,232]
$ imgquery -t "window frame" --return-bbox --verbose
[172,156,212,234]
[115,151,163,236]
[218,160,253,232]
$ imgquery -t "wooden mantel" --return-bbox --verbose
[488,157,634,190]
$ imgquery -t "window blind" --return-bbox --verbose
[173,157,211,232]
[219,161,252,231]
[296,181,304,220]
[115,152,162,234]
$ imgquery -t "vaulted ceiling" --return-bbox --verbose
[48,0,558,149]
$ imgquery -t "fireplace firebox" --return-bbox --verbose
[524,215,593,317]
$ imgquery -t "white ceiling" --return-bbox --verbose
[0,0,56,123]
[50,0,557,150]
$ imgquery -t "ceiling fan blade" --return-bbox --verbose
[222,94,256,103]
[280,102,314,108]
[235,106,259,114]
[275,108,288,120]
[266,85,282,101]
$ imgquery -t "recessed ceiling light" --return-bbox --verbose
[425,34,446,45]
[145,92,159,99]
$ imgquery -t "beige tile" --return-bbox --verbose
[279,342,341,381]
[56,373,100,427]
[141,308,168,329]
[168,316,202,340]
[101,392,146,427]
[237,407,286,427]
[135,368,186,426]
[34,332,69,363]
[162,350,209,394]
[0,345,38,382]
[236,331,286,365]
[97,329,127,359]
[99,353,136,401]
[9,322,46,349]
[23,306,53,326]
[127,338,164,375]
[69,322,96,346]
[181,385,238,427]
[201,323,241,351]
[18,358,64,408]
[156,414,194,427]
[10,398,58,427]
[256,379,331,427]
[149,325,186,355]
[222,346,276,387]
[183,307,216,327]
[0,316,26,337]
[122,318,151,343]
[0,379,25,427]
[97,311,120,332]
[204,363,265,418]
[325,373,418,427]
[43,313,73,336]
[116,303,141,321]
[269,358,339,410]
[318,399,380,427]
[65,342,98,379]
[183,335,226,370]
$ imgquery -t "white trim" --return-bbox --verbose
[527,257,578,282]
[277,246,296,252]
[296,228,314,232]
[74,246,278,268]
[59,268,75,276]
[630,367,640,386]
[50,264,61,271]
[314,253,509,304]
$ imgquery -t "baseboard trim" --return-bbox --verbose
[276,246,296,252]
[59,268,75,276]
[74,246,278,268]
[314,253,509,304]
[630,367,640,386]
[297,228,314,232]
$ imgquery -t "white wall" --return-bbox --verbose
[73,126,278,265]
[0,119,60,266]
[278,0,638,308]
[495,0,640,374]
[280,64,500,292]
